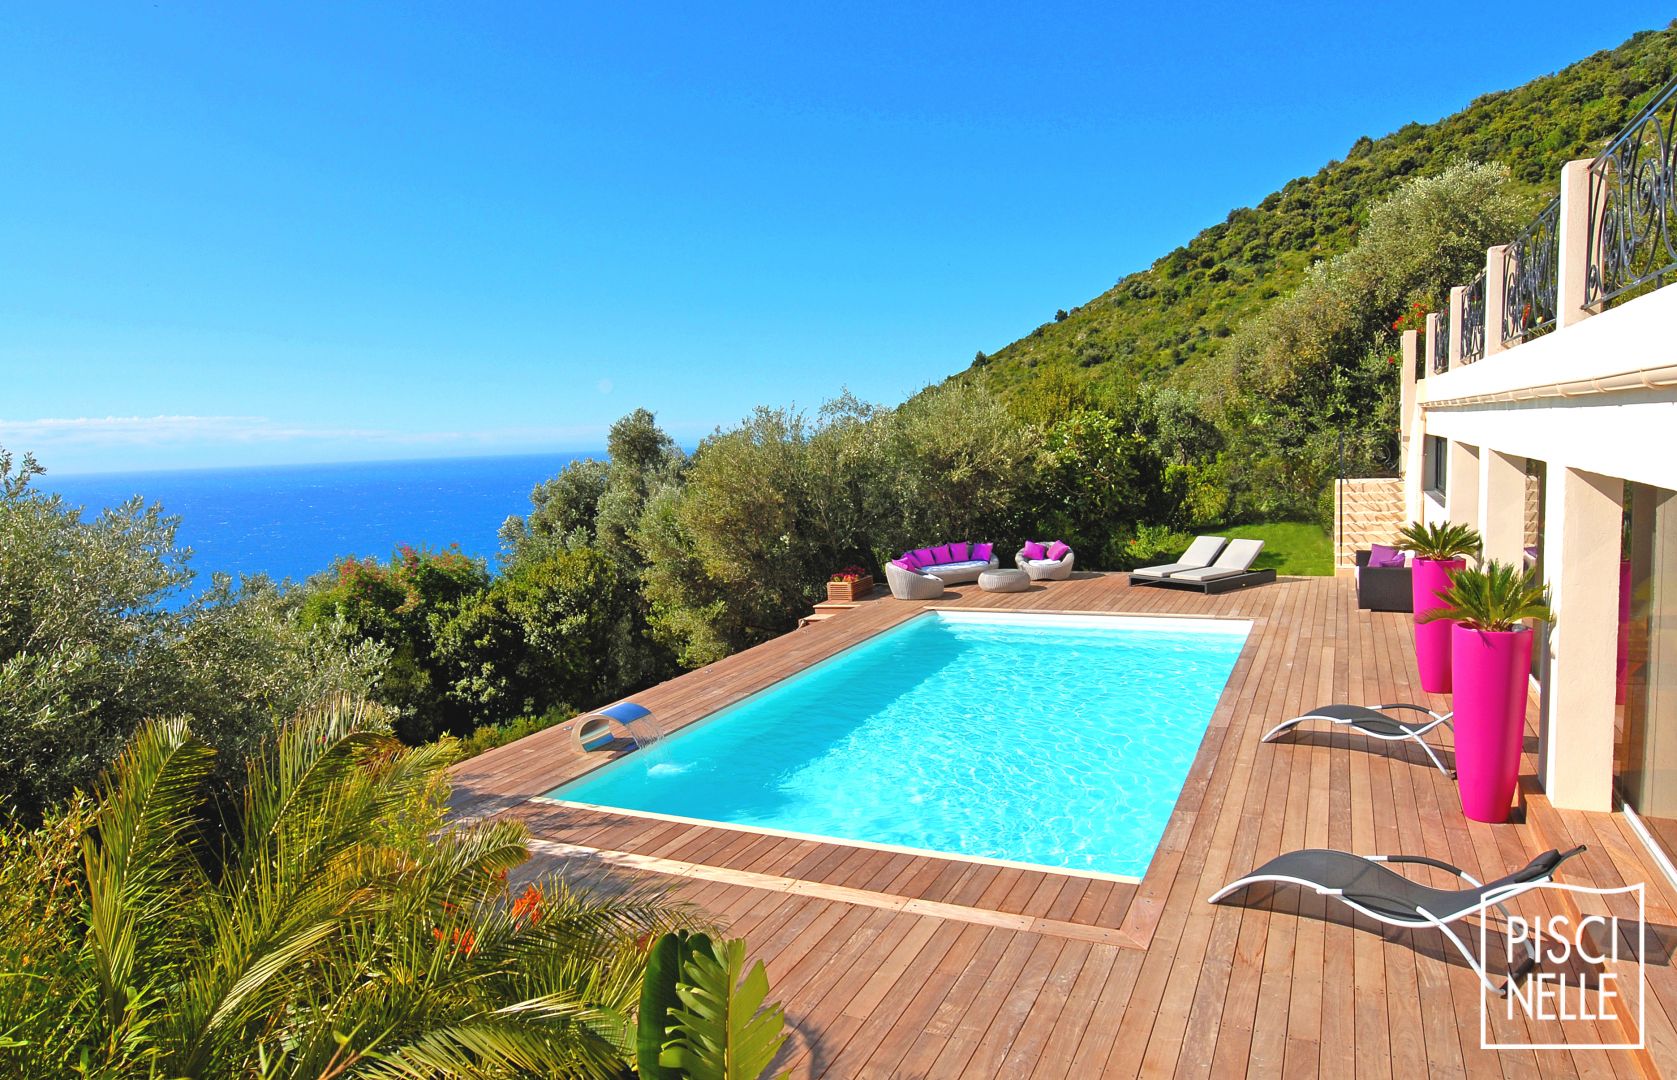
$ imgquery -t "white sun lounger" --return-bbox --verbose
[1128,536,1227,581]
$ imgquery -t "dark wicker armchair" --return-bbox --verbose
[1355,549,1413,613]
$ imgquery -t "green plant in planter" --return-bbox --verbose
[1418,559,1552,631]
[1396,520,1483,562]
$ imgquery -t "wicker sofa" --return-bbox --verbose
[885,543,1000,599]
[1355,549,1413,612]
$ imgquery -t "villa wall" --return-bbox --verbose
[1331,476,1404,570]
[1398,149,1677,820]
[1418,283,1677,493]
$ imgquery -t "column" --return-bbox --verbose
[1484,244,1510,357]
[1399,329,1418,442]
[1447,285,1466,370]
[1406,315,1439,522]
[1479,450,1527,566]
[1446,441,1480,532]
[1555,159,1598,329]
[1539,467,1625,811]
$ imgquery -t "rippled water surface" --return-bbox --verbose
[551,611,1249,878]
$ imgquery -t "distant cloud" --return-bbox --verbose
[0,415,382,447]
[0,414,610,456]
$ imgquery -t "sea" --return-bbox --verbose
[40,452,594,589]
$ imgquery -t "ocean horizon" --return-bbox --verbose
[40,452,598,588]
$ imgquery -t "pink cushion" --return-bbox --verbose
[891,557,914,571]
[973,542,993,562]
[932,544,953,564]
[950,541,970,561]
[1368,544,1405,568]
[911,548,935,567]
[1046,540,1071,562]
[1021,540,1047,561]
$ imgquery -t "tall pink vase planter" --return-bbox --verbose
[1451,624,1535,823]
[1411,557,1465,693]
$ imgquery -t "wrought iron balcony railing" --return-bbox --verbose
[1586,78,1677,310]
[1501,196,1560,344]
[1460,272,1486,364]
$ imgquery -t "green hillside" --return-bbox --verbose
[959,23,1677,400]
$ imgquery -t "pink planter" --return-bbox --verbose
[1451,624,1535,823]
[1411,557,1465,694]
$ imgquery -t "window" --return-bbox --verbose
[1616,483,1677,868]
[1423,436,1449,496]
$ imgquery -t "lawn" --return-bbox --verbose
[1203,520,1333,576]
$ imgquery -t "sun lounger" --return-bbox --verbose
[1210,845,1587,995]
[1128,536,1227,581]
[1135,538,1275,593]
[1262,703,1454,776]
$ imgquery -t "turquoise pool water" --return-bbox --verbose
[547,611,1249,879]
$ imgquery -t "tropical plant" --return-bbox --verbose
[637,929,714,1079]
[1396,520,1483,562]
[1419,559,1553,632]
[657,936,790,1080]
[0,697,693,1078]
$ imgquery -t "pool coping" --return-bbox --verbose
[528,797,1149,885]
[458,594,1272,952]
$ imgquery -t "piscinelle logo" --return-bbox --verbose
[1480,881,1646,1051]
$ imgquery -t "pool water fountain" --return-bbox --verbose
[572,701,666,753]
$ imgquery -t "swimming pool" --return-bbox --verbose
[545,611,1250,880]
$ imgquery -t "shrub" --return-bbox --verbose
[453,705,575,759]
[299,545,489,744]
[0,448,384,823]
[1108,523,1195,571]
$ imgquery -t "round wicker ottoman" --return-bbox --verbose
[978,568,1031,593]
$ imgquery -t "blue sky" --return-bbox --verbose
[2,3,1670,473]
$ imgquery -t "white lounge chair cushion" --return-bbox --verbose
[1131,535,1227,579]
[1130,562,1195,579]
[1179,535,1227,566]
[1170,538,1264,582]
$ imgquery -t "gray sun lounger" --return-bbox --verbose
[1262,703,1455,777]
[1135,538,1275,593]
[1128,536,1227,581]
[1210,845,1587,995]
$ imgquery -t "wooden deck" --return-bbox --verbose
[451,573,1677,1078]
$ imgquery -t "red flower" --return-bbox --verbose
[432,926,476,956]
[512,884,544,925]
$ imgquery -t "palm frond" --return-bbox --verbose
[1418,559,1552,631]
[16,698,698,1077]
[360,1014,631,1079]
[1396,520,1482,562]
[81,716,214,1029]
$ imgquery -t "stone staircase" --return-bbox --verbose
[1333,477,1406,571]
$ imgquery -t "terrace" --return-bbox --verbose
[453,571,1677,1077]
